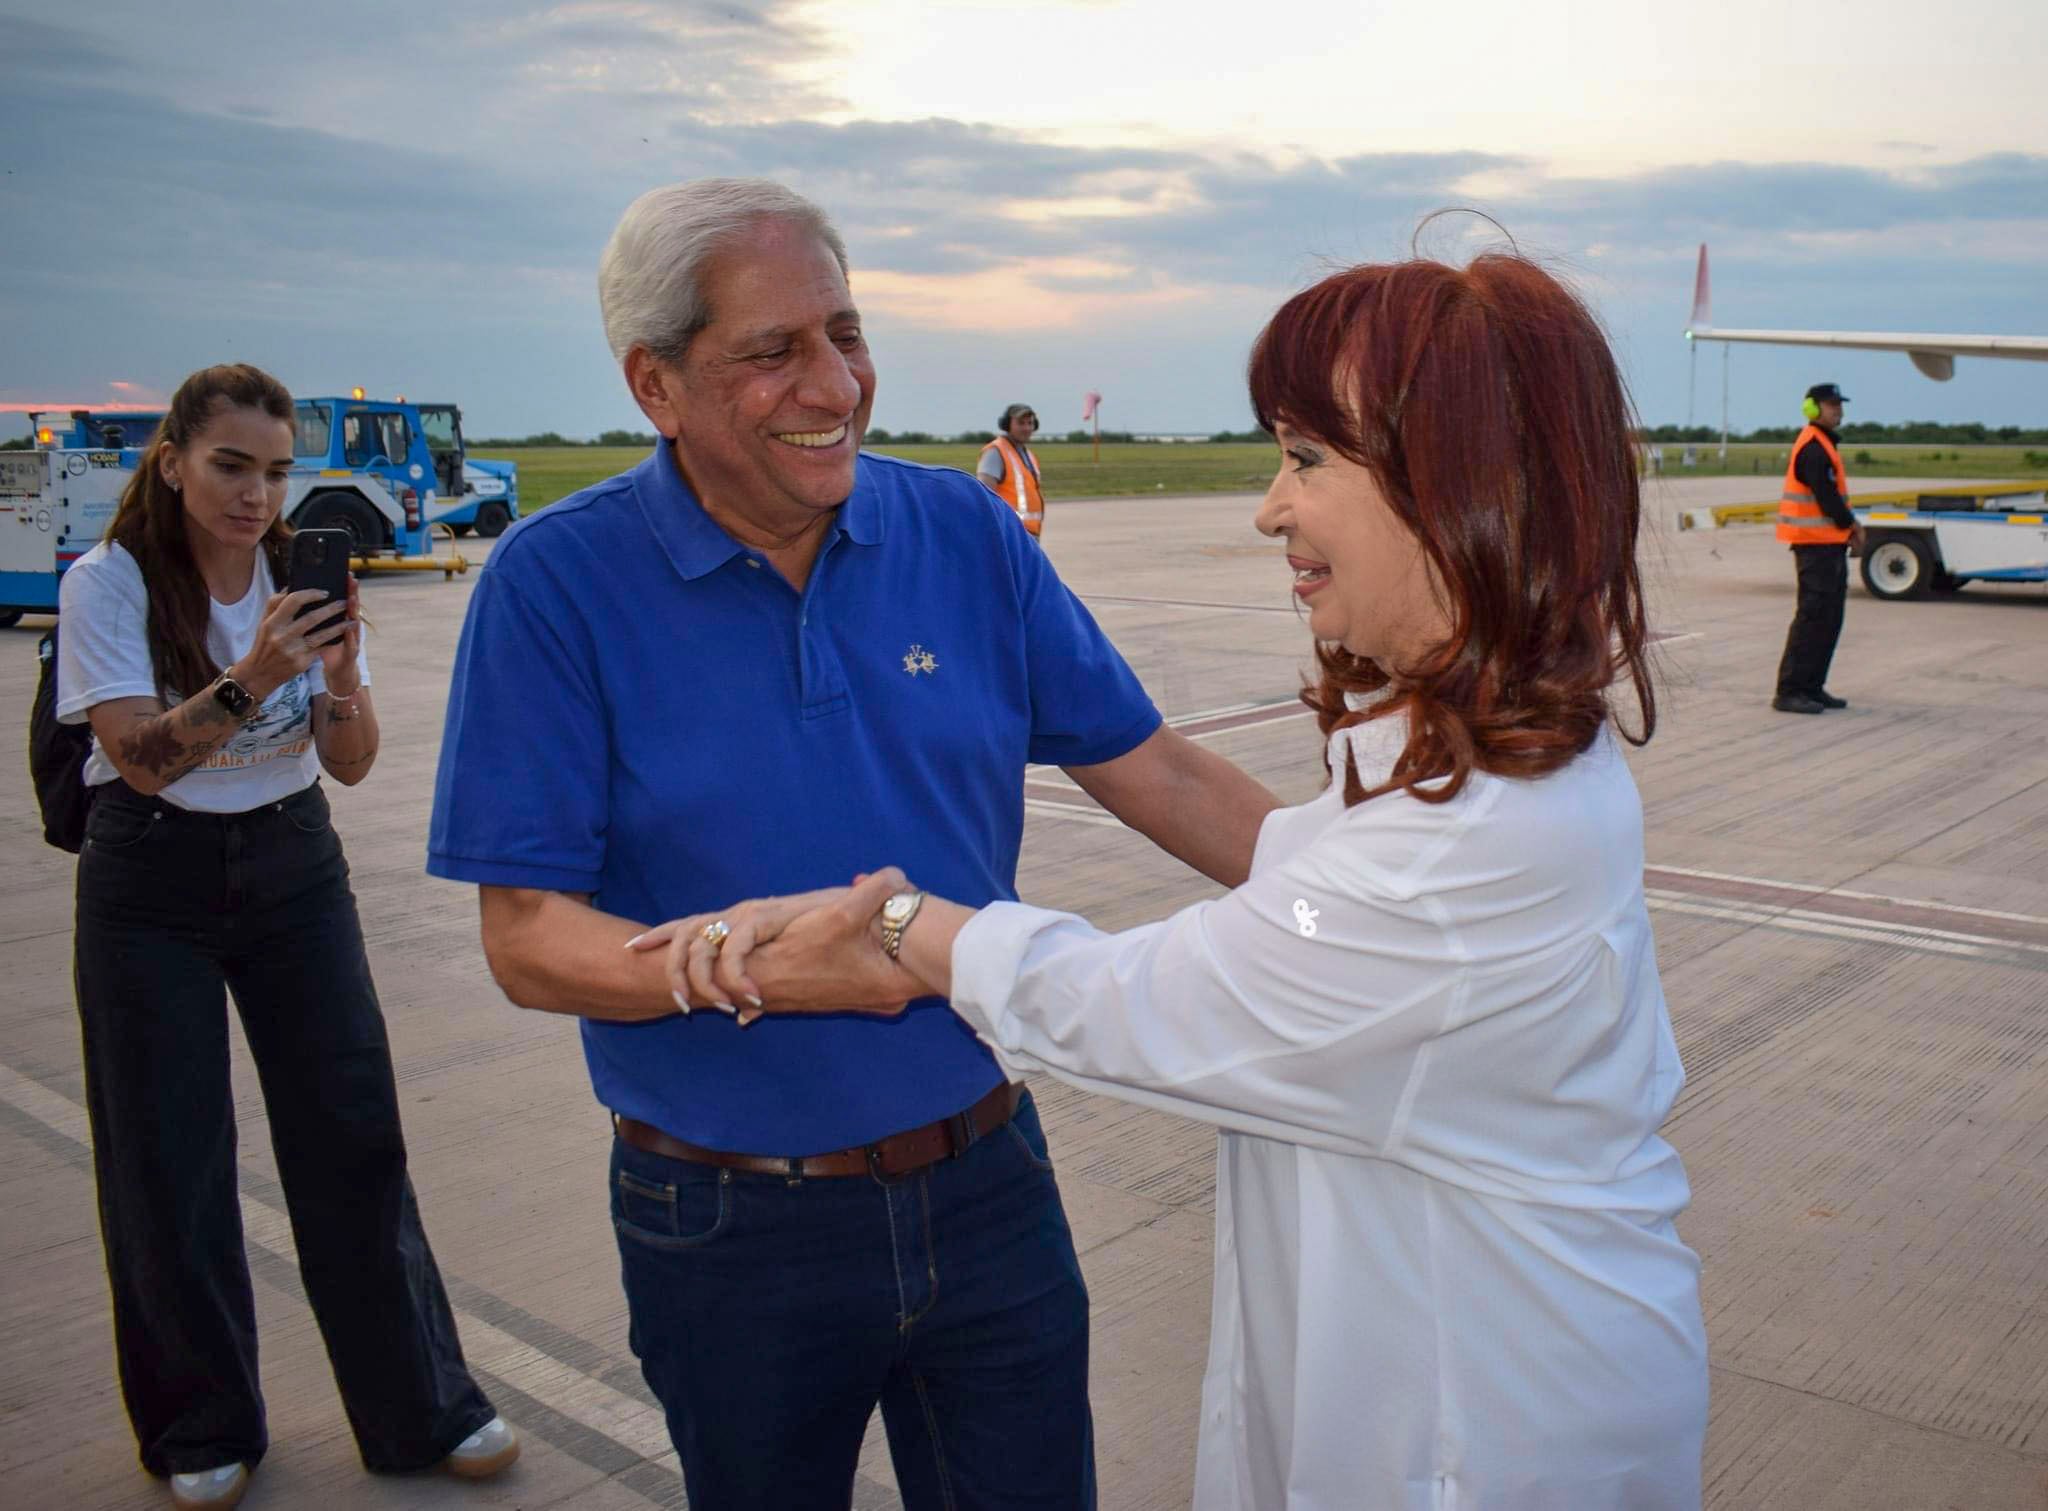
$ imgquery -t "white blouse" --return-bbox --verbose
[951,712,1708,1510]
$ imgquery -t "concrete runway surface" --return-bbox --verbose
[2,473,2044,1509]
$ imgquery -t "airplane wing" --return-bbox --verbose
[1683,246,2048,381]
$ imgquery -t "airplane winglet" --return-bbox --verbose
[1688,244,1711,333]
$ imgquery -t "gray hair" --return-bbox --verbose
[597,178,851,365]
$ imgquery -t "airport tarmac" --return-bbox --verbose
[2,472,2044,1510]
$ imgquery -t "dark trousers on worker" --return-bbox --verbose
[73,781,495,1478]
[612,1091,1096,1510]
[1776,543,1849,700]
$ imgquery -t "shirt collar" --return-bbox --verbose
[840,456,884,546]
[1333,689,1412,783]
[633,440,884,583]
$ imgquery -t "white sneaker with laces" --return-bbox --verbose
[445,1415,520,1479]
[169,1463,248,1509]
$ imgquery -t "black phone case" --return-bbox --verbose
[287,530,352,636]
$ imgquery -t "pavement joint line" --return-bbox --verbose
[459,1366,680,1502]
[1081,592,1302,615]
[1023,768,1085,791]
[1642,889,2048,956]
[1023,704,1310,792]
[1024,797,1126,829]
[1648,863,2048,928]
[1017,791,2048,966]
[0,1058,699,1507]
[1081,591,1708,645]
[0,926,78,948]
[1021,701,1310,794]
[1642,893,2048,971]
[1163,697,1297,725]
[1704,1361,2048,1470]
[1832,768,2048,926]
[1169,705,1317,739]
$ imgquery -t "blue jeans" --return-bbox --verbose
[72,781,496,1476]
[611,1090,1096,1509]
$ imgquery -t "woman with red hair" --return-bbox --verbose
[653,254,1709,1508]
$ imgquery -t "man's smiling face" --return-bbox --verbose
[660,216,875,534]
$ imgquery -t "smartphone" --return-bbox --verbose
[286,529,352,638]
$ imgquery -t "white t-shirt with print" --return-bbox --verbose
[55,540,370,814]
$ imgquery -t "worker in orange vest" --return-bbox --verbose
[976,403,1045,539]
[1772,383,1865,715]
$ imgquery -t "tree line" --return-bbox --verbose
[1639,421,2048,445]
[467,428,1155,447]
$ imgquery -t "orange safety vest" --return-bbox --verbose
[1776,425,1852,545]
[978,437,1044,536]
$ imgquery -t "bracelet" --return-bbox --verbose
[326,688,364,723]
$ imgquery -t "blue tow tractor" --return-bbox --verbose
[0,395,519,623]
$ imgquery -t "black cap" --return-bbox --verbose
[1805,382,1849,404]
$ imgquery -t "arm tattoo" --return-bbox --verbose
[116,694,237,783]
[119,717,189,777]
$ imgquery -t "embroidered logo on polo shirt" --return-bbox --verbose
[901,644,939,676]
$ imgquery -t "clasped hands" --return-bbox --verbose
[625,868,923,1026]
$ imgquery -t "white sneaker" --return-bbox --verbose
[444,1415,520,1479]
[169,1463,248,1509]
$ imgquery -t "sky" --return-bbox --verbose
[3,0,2045,442]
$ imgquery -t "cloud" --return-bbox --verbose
[3,11,2042,439]
[0,14,126,72]
[857,258,1207,333]
[488,0,844,121]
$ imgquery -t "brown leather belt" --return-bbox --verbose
[613,1081,1023,1181]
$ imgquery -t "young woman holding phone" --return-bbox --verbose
[55,364,516,1509]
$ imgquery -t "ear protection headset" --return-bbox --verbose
[1801,395,1821,421]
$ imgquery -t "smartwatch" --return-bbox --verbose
[212,670,258,721]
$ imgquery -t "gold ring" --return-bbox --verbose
[699,920,730,949]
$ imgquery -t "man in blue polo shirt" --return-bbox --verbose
[428,178,1279,1510]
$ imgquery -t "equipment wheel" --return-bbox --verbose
[0,609,23,628]
[1860,533,1935,601]
[296,493,384,558]
[474,501,512,538]
[1930,570,1966,594]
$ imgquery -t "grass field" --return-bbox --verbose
[1638,442,2048,482]
[492,441,2048,513]
[496,441,1283,511]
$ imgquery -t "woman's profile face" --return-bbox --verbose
[157,404,295,558]
[1254,421,1449,671]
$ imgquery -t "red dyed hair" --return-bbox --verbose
[1248,253,1655,806]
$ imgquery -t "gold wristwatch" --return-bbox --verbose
[878,889,926,960]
